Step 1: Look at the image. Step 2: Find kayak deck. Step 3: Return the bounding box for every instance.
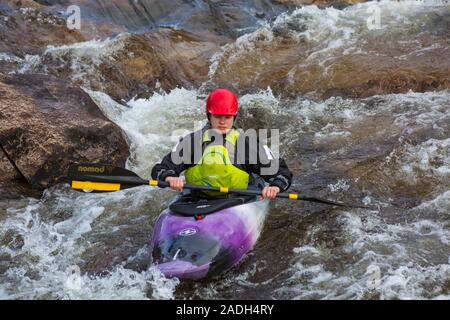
[169,194,257,216]
[150,194,269,279]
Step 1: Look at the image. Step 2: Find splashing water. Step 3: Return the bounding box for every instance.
[2,1,450,300]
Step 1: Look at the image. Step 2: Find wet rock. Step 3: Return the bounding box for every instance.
[4,0,43,10]
[0,229,25,250]
[0,2,85,57]
[0,74,129,192]
[32,0,290,38]
[30,28,226,101]
[0,147,35,199]
[255,11,266,19]
[102,29,224,100]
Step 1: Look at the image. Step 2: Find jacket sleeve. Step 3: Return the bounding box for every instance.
[264,158,293,192]
[244,136,293,192]
[150,133,195,181]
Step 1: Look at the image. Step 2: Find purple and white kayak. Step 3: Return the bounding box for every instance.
[150,195,269,279]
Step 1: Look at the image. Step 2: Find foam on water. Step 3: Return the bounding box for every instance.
[14,54,43,74]
[399,138,450,183]
[281,90,450,148]
[0,52,23,63]
[328,179,351,193]
[276,204,450,299]
[238,87,280,115]
[415,190,450,215]
[0,186,179,300]
[12,34,129,86]
[208,0,450,86]
[2,0,450,300]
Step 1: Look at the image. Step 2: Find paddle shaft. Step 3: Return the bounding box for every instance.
[73,173,300,199]
[69,164,372,208]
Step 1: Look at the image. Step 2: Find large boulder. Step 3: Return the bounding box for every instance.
[103,29,227,100]
[0,147,36,199]
[23,28,225,101]
[0,2,85,56]
[0,74,129,192]
[0,1,89,75]
[29,0,290,37]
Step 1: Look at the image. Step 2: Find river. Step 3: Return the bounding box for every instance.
[0,0,449,299]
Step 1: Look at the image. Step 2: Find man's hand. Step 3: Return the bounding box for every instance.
[261,186,280,200]
[165,177,184,192]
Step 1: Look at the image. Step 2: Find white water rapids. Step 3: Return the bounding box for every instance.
[1,1,449,299]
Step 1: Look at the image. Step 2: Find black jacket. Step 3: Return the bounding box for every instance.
[151,125,293,192]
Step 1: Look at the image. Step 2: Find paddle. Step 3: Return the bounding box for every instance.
[68,163,372,208]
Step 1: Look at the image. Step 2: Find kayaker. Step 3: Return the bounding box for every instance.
[151,88,292,199]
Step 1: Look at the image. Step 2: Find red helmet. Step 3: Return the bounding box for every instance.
[206,88,238,116]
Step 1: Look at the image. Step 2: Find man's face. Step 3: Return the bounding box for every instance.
[209,114,234,134]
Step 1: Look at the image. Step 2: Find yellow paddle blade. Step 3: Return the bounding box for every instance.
[71,180,121,191]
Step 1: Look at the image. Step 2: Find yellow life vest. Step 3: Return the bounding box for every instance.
[184,129,249,196]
